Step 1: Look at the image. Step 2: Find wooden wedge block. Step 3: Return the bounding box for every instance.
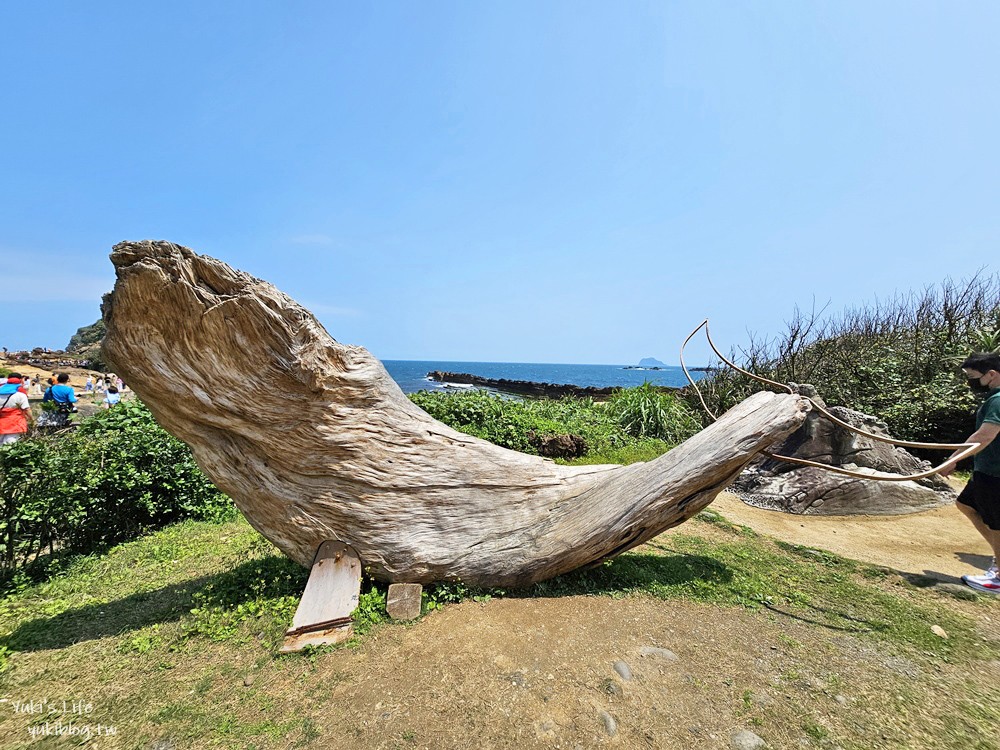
[279,541,361,653]
[386,583,422,620]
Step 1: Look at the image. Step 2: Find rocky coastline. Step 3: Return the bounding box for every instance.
[425,371,673,399]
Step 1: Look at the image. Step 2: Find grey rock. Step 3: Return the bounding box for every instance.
[639,646,679,661]
[613,660,633,681]
[733,396,954,516]
[730,729,766,749]
[242,674,254,687]
[834,694,848,705]
[598,710,618,736]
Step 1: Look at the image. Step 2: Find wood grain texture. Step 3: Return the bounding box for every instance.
[101,240,811,587]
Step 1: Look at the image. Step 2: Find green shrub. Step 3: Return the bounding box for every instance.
[408,387,702,459]
[607,383,702,443]
[688,274,1000,447]
[0,400,234,577]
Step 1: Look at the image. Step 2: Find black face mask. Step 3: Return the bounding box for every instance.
[969,378,991,395]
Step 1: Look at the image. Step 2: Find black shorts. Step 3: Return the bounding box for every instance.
[957,472,1000,531]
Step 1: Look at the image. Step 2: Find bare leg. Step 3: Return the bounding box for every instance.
[956,502,1000,562]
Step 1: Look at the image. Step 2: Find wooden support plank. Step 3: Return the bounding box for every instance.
[279,541,361,653]
[386,583,422,620]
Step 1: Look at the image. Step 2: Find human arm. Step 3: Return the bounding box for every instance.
[938,422,1000,476]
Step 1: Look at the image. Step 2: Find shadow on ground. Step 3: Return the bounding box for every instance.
[5,552,729,652]
[516,552,732,599]
[956,552,993,571]
[4,556,307,652]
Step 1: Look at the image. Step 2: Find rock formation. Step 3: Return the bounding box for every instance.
[732,385,955,515]
[102,240,810,587]
[426,371,620,399]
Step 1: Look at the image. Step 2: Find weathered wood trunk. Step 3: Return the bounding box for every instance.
[102,241,810,587]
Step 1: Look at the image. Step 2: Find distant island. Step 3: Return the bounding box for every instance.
[623,356,666,370]
[622,357,711,372]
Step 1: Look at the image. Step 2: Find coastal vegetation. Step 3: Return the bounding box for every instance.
[408,383,702,464]
[689,274,1000,449]
[0,400,234,579]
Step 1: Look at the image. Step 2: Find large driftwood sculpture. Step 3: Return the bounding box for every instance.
[102,241,810,588]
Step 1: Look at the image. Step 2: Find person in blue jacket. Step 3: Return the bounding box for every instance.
[42,373,78,412]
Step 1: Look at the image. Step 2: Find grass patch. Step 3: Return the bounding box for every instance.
[558,438,671,466]
[2,515,990,661]
[0,514,996,747]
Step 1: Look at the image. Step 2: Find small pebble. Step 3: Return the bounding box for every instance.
[931,625,949,639]
[242,674,254,687]
[834,694,848,705]
[598,710,617,736]
[639,646,679,661]
[613,660,633,681]
[730,728,766,749]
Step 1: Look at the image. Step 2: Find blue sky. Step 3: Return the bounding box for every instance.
[2,2,998,364]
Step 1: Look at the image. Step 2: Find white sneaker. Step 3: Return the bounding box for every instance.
[962,569,1000,594]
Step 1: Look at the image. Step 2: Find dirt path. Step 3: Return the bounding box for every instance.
[711,486,993,582]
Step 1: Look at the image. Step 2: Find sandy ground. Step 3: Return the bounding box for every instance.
[711,487,993,583]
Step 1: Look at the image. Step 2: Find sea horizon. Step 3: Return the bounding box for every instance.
[379,357,707,368]
[381,359,709,395]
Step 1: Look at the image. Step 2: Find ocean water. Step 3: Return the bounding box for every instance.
[381,360,708,395]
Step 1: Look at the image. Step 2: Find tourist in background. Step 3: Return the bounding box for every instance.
[42,373,78,412]
[0,373,34,444]
[8,375,27,395]
[103,385,121,409]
